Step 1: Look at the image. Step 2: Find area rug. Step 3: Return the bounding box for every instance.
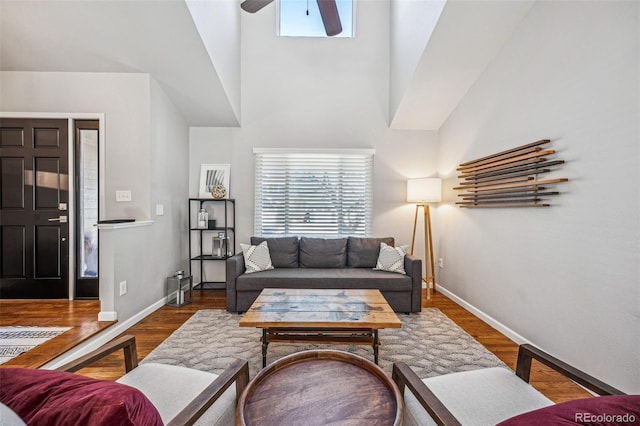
[0,326,71,365]
[143,308,507,378]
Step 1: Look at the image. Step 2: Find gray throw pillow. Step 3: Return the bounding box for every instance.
[299,237,347,268]
[347,237,395,268]
[251,237,299,268]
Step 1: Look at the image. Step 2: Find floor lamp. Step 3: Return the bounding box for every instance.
[407,177,441,300]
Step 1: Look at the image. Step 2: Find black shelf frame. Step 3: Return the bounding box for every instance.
[188,198,236,290]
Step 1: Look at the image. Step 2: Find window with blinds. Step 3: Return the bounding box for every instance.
[254,148,374,237]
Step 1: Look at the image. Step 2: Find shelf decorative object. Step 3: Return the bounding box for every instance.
[211,184,227,199]
[454,139,568,208]
[199,164,230,198]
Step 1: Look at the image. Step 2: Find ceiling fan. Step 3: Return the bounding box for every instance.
[241,0,343,37]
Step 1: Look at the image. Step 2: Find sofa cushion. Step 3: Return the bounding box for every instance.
[347,237,395,268]
[403,367,553,426]
[0,368,162,426]
[251,237,299,268]
[496,395,640,426]
[240,241,274,274]
[299,237,347,268]
[374,243,409,274]
[118,363,237,425]
[236,267,413,292]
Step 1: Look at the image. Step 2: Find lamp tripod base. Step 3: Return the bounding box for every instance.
[411,204,436,301]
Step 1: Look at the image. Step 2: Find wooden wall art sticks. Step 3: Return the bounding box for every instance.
[455,139,568,208]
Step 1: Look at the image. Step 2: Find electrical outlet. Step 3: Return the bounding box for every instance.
[438,258,444,268]
[119,280,127,296]
[115,190,132,202]
[156,204,164,216]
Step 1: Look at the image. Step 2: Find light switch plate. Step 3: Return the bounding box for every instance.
[116,190,132,202]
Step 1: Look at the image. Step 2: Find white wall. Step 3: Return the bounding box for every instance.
[189,1,439,280]
[0,71,151,220]
[437,1,639,393]
[0,71,190,323]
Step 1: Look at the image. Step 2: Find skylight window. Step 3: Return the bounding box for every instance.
[279,0,353,38]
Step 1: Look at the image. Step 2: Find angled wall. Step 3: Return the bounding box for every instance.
[437,1,639,393]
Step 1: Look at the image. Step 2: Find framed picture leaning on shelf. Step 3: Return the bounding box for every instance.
[199,164,230,198]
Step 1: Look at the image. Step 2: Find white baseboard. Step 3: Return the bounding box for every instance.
[98,311,117,321]
[41,296,168,370]
[436,285,530,345]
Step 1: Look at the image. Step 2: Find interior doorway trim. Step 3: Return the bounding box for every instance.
[0,112,105,300]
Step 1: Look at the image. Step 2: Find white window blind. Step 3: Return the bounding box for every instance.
[254,149,374,237]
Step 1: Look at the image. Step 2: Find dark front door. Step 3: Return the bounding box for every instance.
[0,118,70,299]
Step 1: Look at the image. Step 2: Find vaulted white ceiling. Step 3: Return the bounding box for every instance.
[0,0,241,126]
[1,0,532,129]
[389,0,534,130]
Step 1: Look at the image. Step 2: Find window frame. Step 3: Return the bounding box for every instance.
[277,0,355,38]
[253,148,374,238]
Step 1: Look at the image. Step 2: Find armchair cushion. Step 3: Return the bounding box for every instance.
[0,368,162,426]
[403,367,552,426]
[0,403,25,426]
[118,363,236,425]
[497,395,640,426]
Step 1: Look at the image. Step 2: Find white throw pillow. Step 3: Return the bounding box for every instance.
[240,241,274,274]
[374,242,409,274]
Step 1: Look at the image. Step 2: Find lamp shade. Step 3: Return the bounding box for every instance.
[407,177,442,203]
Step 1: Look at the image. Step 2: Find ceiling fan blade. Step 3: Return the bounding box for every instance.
[316,0,342,36]
[241,0,274,13]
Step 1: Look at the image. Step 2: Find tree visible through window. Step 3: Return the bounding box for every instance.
[254,149,373,237]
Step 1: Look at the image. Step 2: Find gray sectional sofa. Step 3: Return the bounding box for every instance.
[226,236,422,313]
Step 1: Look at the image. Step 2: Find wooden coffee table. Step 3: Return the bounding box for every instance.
[239,288,402,367]
[237,349,403,426]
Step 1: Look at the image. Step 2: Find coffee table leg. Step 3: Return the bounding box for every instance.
[262,329,268,368]
[373,329,379,364]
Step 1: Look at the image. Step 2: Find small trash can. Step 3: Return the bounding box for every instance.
[166,271,192,307]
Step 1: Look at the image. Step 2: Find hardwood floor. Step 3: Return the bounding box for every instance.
[1,290,590,402]
[0,299,116,369]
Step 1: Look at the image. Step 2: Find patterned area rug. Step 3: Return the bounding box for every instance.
[143,308,507,378]
[0,326,71,365]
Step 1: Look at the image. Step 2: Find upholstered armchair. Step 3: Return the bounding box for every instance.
[0,335,249,426]
[392,344,635,426]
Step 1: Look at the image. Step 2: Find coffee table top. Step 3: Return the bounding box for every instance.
[237,350,403,426]
[239,288,402,329]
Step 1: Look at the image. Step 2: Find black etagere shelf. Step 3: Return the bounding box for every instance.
[188,198,236,290]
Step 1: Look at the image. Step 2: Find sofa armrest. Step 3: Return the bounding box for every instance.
[56,335,139,373]
[515,344,624,396]
[226,253,245,312]
[392,362,461,426]
[167,358,249,426]
[404,254,422,312]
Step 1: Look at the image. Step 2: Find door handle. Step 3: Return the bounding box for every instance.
[48,215,68,223]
